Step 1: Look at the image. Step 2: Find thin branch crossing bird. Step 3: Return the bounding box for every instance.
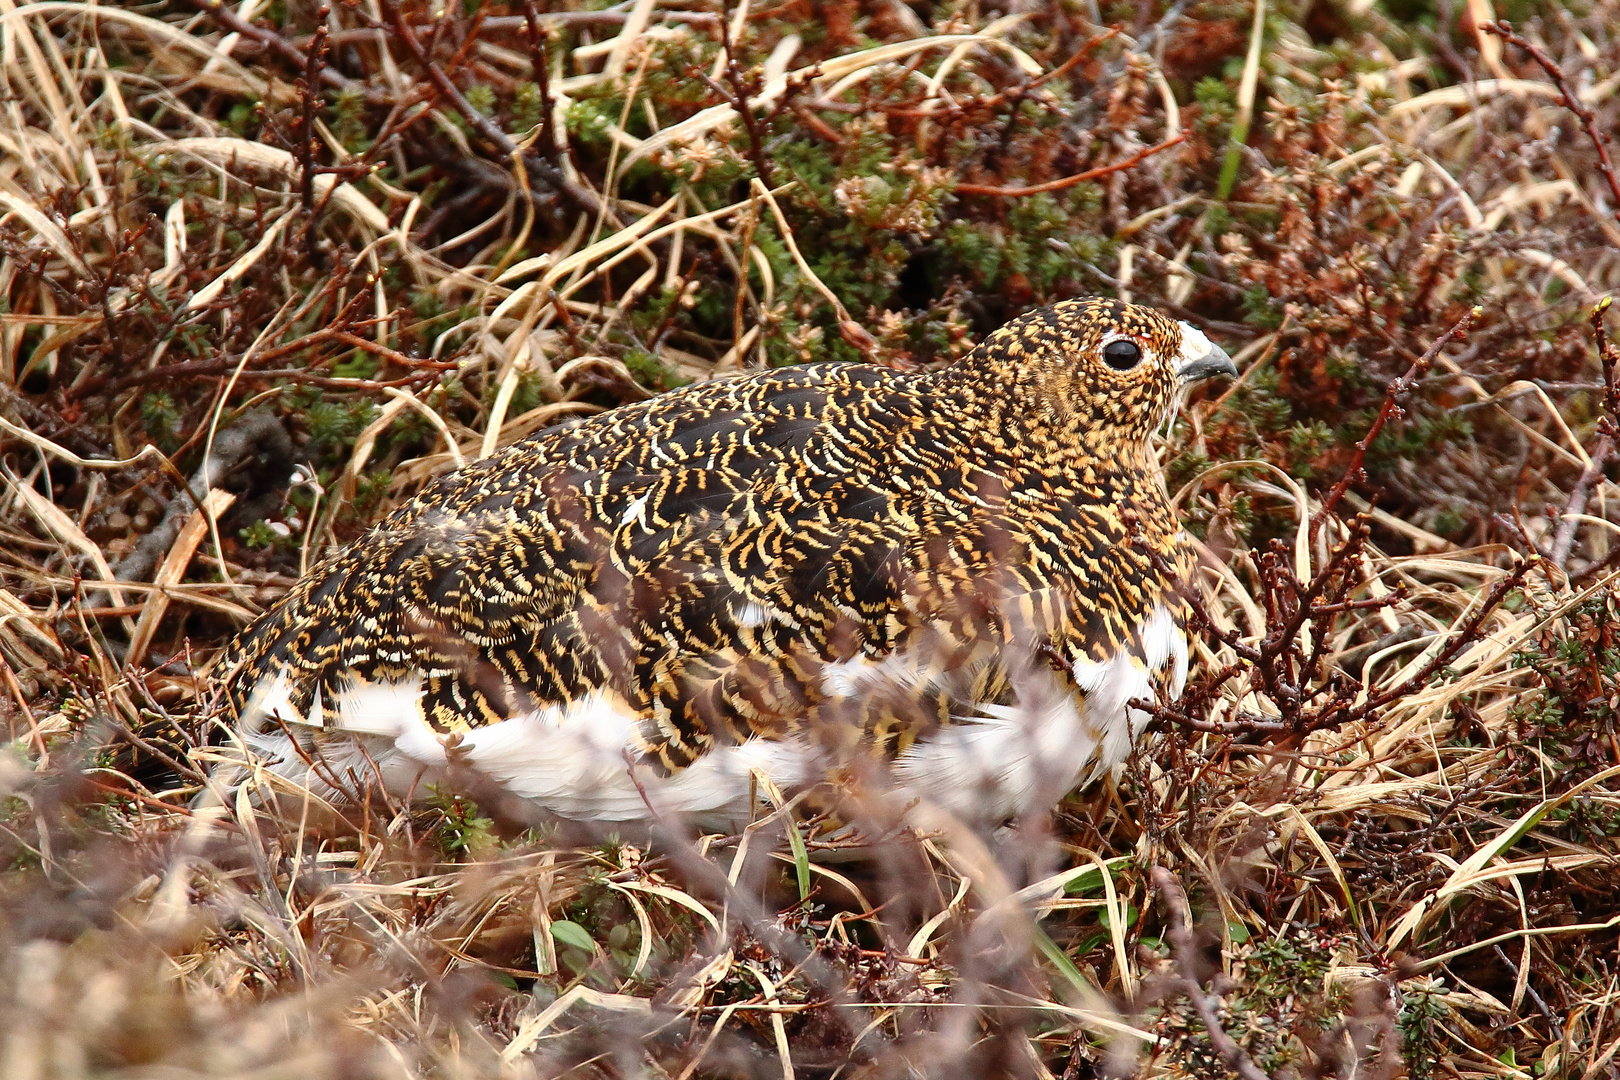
[217,298,1235,827]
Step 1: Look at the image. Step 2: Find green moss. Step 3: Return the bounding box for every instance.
[464,83,496,118]
[623,348,689,392]
[1432,506,1467,537]
[238,521,283,550]
[330,351,379,381]
[330,87,369,152]
[304,397,379,454]
[425,786,495,858]
[224,100,259,138]
[511,81,545,135]
[1240,283,1285,329]
[1284,420,1334,478]
[565,98,617,148]
[140,391,182,452]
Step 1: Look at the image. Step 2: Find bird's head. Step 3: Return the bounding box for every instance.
[961,297,1237,450]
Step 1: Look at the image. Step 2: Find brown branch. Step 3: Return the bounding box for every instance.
[1312,306,1480,536]
[325,330,458,370]
[1480,20,1620,224]
[1594,296,1620,434]
[298,8,328,215]
[1570,538,1620,586]
[190,0,381,102]
[953,132,1186,197]
[87,357,432,396]
[880,29,1120,122]
[520,0,556,161]
[372,0,611,223]
[703,5,773,188]
[1549,435,1613,569]
[195,0,609,222]
[296,5,331,263]
[1353,562,1530,718]
[1023,28,1119,93]
[1551,298,1620,569]
[1151,868,1274,1080]
[473,12,720,32]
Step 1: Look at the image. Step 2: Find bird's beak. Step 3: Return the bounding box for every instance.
[1175,322,1238,384]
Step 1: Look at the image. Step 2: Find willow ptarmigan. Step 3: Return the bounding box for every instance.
[217,297,1234,826]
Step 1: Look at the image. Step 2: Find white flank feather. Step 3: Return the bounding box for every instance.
[457,690,816,821]
[892,603,1186,822]
[232,601,1185,824]
[819,649,936,698]
[331,674,425,736]
[242,668,306,729]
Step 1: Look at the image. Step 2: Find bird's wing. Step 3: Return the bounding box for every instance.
[222,364,938,747]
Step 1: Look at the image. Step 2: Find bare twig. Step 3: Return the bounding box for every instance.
[378,0,610,220]
[1151,868,1273,1080]
[1312,306,1481,536]
[295,5,331,261]
[1022,28,1119,93]
[954,132,1186,197]
[1593,296,1620,433]
[83,358,435,396]
[1480,20,1620,223]
[1552,298,1620,569]
[519,0,556,160]
[704,4,773,188]
[1549,435,1613,569]
[296,7,329,216]
[191,0,376,100]
[477,11,720,31]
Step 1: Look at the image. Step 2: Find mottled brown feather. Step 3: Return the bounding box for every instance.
[219,297,1205,779]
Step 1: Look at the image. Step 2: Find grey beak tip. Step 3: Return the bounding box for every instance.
[1181,345,1238,383]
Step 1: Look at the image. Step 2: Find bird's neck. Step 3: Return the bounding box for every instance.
[925,362,1160,486]
[919,361,1185,578]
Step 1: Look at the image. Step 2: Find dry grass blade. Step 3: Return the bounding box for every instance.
[123,488,235,669]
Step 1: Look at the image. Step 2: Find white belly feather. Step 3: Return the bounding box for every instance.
[236,605,1188,825]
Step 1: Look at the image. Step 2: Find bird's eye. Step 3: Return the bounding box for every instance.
[1102,339,1142,371]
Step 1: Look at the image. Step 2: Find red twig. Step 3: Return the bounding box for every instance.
[368,0,612,222]
[190,0,380,102]
[1023,28,1118,93]
[1549,435,1613,569]
[1151,868,1273,1080]
[326,329,459,370]
[297,8,329,215]
[1550,298,1620,568]
[702,3,773,188]
[1593,296,1620,435]
[296,5,331,262]
[954,132,1186,197]
[520,0,556,160]
[1311,306,1480,537]
[1480,20,1620,224]
[85,358,434,396]
[883,28,1119,121]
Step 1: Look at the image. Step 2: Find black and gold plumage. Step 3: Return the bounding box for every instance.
[220,298,1234,823]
